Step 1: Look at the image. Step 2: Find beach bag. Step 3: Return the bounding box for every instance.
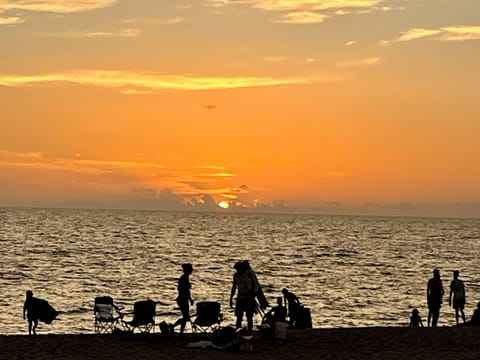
[274,321,288,340]
[255,287,269,310]
[159,321,176,339]
[248,271,269,310]
[33,298,59,324]
[295,307,312,329]
[237,328,253,352]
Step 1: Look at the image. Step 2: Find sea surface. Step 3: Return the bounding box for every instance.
[1,208,479,335]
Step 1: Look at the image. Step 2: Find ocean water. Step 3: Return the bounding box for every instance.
[0,208,479,335]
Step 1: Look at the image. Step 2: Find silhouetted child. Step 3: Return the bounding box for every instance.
[265,297,287,324]
[409,308,424,327]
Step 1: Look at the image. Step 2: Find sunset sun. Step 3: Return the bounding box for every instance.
[218,201,230,209]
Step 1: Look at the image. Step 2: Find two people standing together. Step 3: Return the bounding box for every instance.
[173,260,266,335]
[426,268,466,327]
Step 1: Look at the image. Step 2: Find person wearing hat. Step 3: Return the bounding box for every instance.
[449,270,466,325]
[427,268,444,327]
[173,263,194,337]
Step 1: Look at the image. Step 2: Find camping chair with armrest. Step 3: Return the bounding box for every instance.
[191,301,223,334]
[94,296,124,334]
[122,299,156,334]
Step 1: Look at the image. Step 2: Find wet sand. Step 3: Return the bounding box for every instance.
[0,327,479,360]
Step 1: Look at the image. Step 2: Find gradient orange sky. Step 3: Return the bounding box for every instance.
[1,0,479,217]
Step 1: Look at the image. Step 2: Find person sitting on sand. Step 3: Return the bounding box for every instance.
[264,296,287,327]
[409,308,424,327]
[470,301,480,326]
[282,288,302,327]
[427,269,444,327]
[173,263,194,337]
[448,270,466,325]
[23,290,38,335]
[230,260,257,331]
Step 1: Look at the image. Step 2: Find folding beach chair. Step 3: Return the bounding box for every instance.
[192,301,223,334]
[93,296,123,334]
[123,300,156,333]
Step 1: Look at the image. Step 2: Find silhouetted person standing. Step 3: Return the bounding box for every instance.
[449,270,466,325]
[427,269,444,327]
[282,288,301,327]
[173,263,194,337]
[23,290,38,335]
[230,261,257,331]
[22,290,58,335]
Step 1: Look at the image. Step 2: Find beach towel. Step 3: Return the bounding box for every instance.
[32,298,59,324]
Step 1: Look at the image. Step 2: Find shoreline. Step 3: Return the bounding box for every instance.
[1,327,479,359]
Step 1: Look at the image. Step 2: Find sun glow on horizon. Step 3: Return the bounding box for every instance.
[217,201,230,209]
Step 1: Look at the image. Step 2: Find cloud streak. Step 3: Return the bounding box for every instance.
[384,25,480,43]
[210,0,389,24]
[246,0,384,12]
[0,70,314,93]
[337,56,380,67]
[275,11,327,24]
[0,16,25,25]
[0,0,116,14]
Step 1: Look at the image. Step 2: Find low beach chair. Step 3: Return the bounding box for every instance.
[93,296,123,334]
[192,301,223,334]
[123,300,156,333]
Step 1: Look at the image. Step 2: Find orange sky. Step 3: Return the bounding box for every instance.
[0,0,479,217]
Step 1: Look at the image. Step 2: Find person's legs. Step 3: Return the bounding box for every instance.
[173,301,190,334]
[432,309,440,327]
[427,309,432,327]
[236,312,244,329]
[455,308,460,325]
[460,307,466,323]
[28,319,32,335]
[235,299,247,329]
[32,319,38,335]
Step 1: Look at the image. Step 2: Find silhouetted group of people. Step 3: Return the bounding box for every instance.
[171,260,308,337]
[410,268,480,328]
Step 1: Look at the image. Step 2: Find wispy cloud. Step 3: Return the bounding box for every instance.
[0,0,116,14]
[124,16,185,26]
[261,56,288,62]
[209,0,391,24]
[245,0,384,12]
[384,25,480,44]
[337,56,380,67]
[275,11,327,24]
[0,16,25,25]
[0,70,315,93]
[58,28,141,38]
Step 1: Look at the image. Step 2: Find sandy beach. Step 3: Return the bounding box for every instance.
[1,327,479,360]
